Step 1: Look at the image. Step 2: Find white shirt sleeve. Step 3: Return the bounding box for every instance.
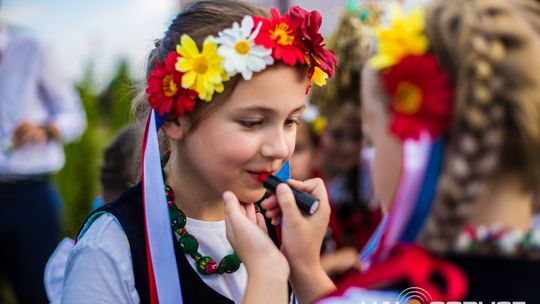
[61,214,139,304]
[37,41,86,143]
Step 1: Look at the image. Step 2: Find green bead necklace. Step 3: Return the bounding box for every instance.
[165,184,241,275]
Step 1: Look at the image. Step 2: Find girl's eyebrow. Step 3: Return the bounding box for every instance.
[235,104,306,115]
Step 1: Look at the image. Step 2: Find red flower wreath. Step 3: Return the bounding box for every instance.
[253,8,305,66]
[289,6,337,79]
[381,55,453,140]
[146,52,197,117]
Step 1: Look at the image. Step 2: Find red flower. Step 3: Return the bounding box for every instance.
[253,8,305,66]
[381,55,453,140]
[146,51,197,117]
[289,6,337,79]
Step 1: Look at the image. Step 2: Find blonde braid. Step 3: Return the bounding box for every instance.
[419,0,540,253]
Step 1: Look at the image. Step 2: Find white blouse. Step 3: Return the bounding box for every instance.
[57,213,247,303]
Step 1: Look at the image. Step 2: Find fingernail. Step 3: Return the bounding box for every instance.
[277,183,288,194]
[222,191,234,202]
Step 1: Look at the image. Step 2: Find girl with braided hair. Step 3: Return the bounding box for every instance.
[225,0,540,302]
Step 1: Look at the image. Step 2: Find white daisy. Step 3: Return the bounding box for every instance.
[216,15,274,80]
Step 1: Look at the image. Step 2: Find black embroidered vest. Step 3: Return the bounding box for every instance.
[79,183,281,303]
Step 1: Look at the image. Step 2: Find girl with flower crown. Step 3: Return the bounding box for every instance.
[227,0,540,302]
[60,0,337,303]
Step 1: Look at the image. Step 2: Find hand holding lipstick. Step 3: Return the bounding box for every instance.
[257,174,319,215]
[261,178,336,303]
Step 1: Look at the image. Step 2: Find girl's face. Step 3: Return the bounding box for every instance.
[361,66,403,212]
[291,120,316,181]
[179,65,306,203]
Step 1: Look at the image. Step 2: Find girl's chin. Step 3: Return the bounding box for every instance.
[235,188,267,204]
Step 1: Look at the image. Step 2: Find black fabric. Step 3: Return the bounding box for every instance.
[445,253,540,302]
[0,179,61,304]
[332,244,540,302]
[80,183,281,304]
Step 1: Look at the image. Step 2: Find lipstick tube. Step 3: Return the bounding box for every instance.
[258,174,319,215]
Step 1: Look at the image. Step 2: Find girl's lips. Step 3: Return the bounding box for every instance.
[247,171,274,183]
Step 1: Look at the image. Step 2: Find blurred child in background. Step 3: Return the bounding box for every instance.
[309,4,383,260]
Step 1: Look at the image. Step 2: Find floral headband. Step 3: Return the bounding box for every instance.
[146,6,337,117]
[362,3,455,267]
[369,4,453,140]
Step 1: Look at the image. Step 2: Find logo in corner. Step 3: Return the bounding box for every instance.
[397,287,432,304]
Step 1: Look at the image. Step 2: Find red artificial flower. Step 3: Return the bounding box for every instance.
[381,55,453,140]
[253,8,305,66]
[146,51,197,117]
[289,6,337,79]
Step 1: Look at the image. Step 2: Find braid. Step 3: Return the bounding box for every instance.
[419,0,540,253]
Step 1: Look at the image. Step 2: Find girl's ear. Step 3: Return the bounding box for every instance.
[161,117,189,141]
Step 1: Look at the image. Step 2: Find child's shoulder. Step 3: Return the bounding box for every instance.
[78,183,143,238]
[62,214,139,303]
[71,213,130,260]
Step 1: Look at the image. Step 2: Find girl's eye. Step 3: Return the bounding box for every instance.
[285,119,300,128]
[239,120,263,128]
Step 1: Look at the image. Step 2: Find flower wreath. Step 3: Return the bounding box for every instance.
[368,4,453,140]
[146,6,337,117]
[361,3,457,268]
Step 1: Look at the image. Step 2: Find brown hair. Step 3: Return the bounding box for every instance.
[309,10,375,117]
[100,125,139,202]
[130,0,270,155]
[416,0,540,253]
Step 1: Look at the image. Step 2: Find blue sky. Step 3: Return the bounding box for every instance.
[1,0,178,88]
[1,0,348,89]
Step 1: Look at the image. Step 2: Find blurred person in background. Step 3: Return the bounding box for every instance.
[309,3,382,259]
[0,6,86,303]
[225,0,540,302]
[94,125,139,207]
[44,125,138,303]
[291,112,362,280]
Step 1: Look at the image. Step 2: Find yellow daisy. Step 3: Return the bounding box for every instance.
[369,6,429,70]
[176,35,230,101]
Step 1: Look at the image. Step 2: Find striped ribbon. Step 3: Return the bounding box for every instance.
[361,131,444,265]
[141,110,183,303]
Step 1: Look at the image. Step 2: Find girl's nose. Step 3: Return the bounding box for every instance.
[261,128,289,160]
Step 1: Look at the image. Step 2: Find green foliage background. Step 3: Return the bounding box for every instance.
[54,60,135,236]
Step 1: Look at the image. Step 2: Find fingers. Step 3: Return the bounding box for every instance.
[288,178,327,201]
[12,122,47,148]
[289,178,330,218]
[13,122,30,139]
[223,191,243,222]
[260,195,281,225]
[260,194,277,210]
[275,183,302,223]
[255,212,268,234]
[245,202,257,224]
[223,191,239,243]
[265,208,282,226]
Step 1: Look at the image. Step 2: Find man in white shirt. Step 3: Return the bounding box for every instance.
[0,21,86,303]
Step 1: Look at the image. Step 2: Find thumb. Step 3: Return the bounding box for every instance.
[223,191,243,220]
[275,183,302,223]
[223,191,242,242]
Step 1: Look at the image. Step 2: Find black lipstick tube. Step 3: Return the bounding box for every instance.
[261,175,319,215]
